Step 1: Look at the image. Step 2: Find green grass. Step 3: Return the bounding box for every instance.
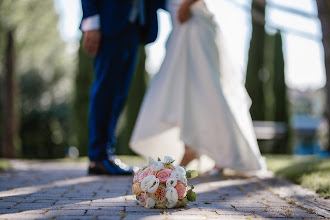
[0,159,11,172]
[265,154,330,198]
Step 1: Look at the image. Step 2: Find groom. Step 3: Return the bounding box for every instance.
[81,0,166,175]
[81,0,194,175]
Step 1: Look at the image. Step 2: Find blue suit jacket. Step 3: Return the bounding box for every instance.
[81,0,165,44]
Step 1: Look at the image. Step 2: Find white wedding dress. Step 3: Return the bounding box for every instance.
[130,0,267,174]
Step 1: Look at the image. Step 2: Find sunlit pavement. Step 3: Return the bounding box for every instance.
[0,160,329,219]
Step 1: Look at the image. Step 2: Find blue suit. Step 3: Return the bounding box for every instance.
[81,0,165,161]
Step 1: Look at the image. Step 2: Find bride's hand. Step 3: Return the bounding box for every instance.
[178,0,198,23]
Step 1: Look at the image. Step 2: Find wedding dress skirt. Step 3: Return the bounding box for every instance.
[130,0,267,174]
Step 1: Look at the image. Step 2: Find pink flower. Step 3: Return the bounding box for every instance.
[137,167,154,182]
[175,181,187,200]
[156,169,172,183]
[132,182,142,196]
[139,192,148,206]
[133,169,142,183]
[152,184,166,201]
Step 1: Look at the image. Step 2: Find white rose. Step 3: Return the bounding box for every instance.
[165,187,178,205]
[146,197,156,208]
[141,175,160,193]
[170,170,183,180]
[166,177,177,187]
[164,156,174,164]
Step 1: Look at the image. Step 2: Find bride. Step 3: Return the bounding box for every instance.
[130,0,267,174]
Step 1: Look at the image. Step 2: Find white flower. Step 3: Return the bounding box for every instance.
[166,177,177,187]
[151,161,164,172]
[146,157,163,171]
[170,170,183,180]
[166,187,178,205]
[180,176,187,185]
[145,197,156,208]
[141,175,160,193]
[164,156,174,164]
[174,167,188,184]
[166,202,176,209]
[147,156,157,165]
[142,163,149,169]
[175,166,186,175]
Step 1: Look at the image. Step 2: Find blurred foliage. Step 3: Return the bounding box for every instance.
[245,1,290,153]
[0,159,11,172]
[266,154,330,198]
[316,0,330,153]
[71,39,94,157]
[246,2,289,123]
[273,33,292,154]
[273,33,288,123]
[0,0,75,158]
[262,31,289,123]
[263,32,291,153]
[245,1,266,121]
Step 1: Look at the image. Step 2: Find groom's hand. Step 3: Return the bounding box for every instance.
[83,30,101,57]
[178,0,196,23]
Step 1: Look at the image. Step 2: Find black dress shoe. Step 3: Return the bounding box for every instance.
[88,158,133,175]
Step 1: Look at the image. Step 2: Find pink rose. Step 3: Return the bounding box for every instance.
[133,169,142,183]
[175,181,187,200]
[139,192,148,206]
[152,184,166,201]
[138,167,154,182]
[132,182,142,196]
[156,169,172,183]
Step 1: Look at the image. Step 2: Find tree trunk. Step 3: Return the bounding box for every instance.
[316,0,330,152]
[2,30,17,158]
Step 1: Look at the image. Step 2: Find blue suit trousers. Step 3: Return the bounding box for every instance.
[89,24,140,161]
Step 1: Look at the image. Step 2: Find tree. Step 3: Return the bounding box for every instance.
[262,31,288,124]
[0,0,74,158]
[2,30,18,158]
[246,0,290,153]
[263,32,275,121]
[245,0,266,121]
[273,32,288,123]
[316,0,330,152]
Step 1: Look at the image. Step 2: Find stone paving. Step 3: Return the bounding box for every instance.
[0,160,329,220]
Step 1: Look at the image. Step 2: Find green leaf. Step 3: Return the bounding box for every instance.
[136,196,139,200]
[186,170,198,179]
[187,189,197,202]
[158,157,161,161]
[165,159,175,165]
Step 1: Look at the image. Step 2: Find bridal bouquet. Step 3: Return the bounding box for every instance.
[132,156,198,209]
